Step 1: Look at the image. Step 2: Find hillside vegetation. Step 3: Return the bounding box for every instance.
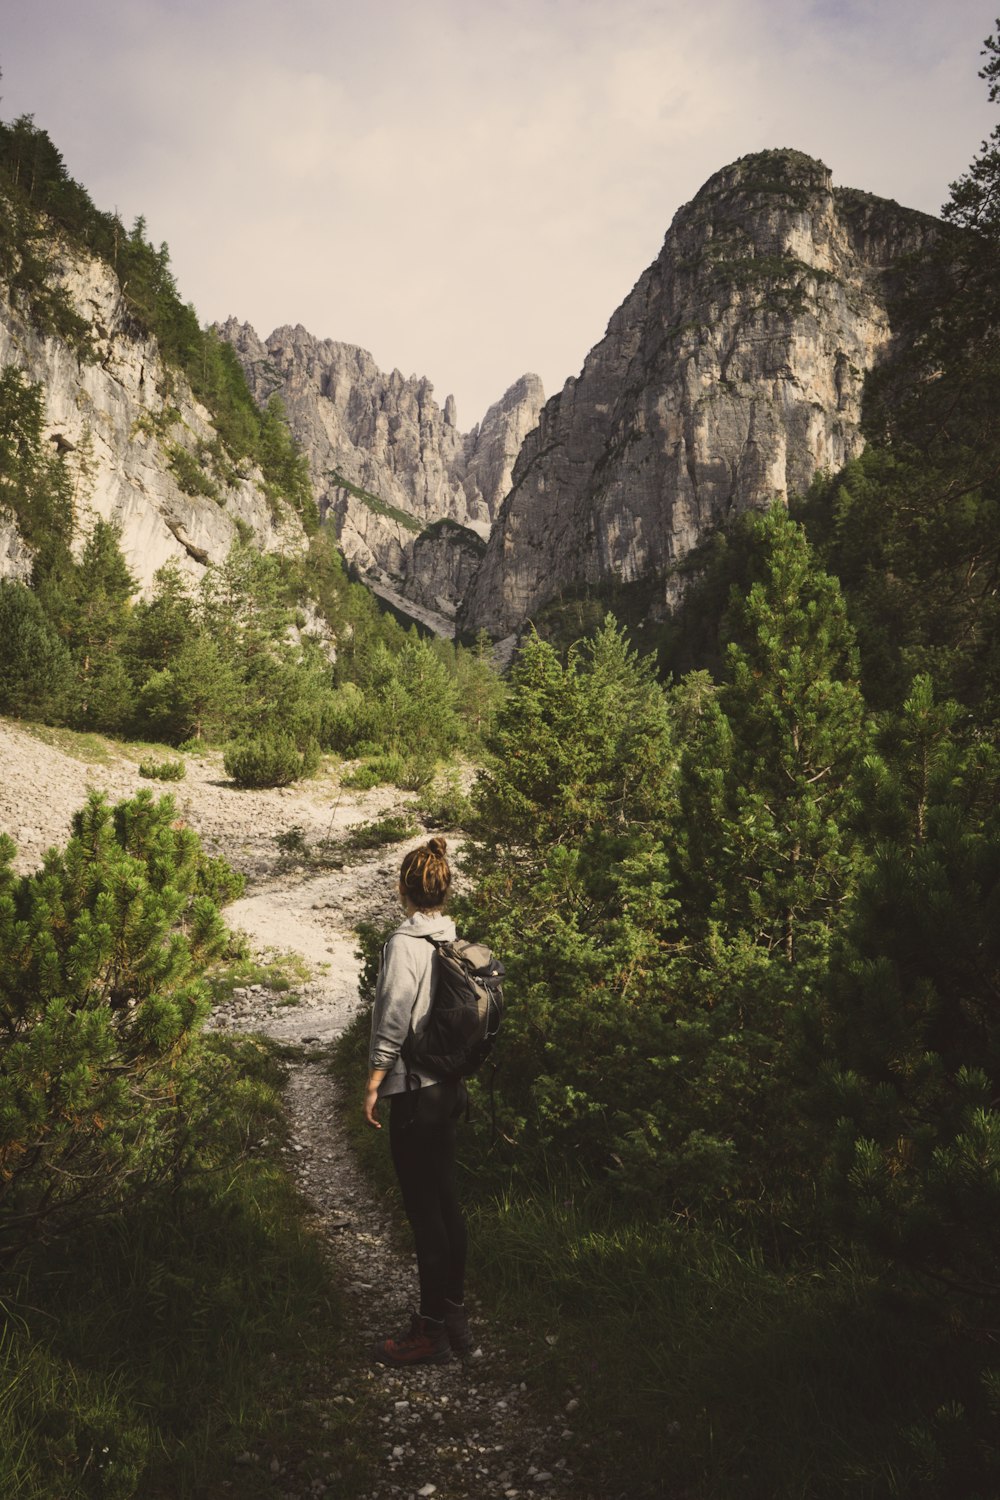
[0,114,316,528]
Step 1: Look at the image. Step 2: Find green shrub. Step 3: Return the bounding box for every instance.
[275,825,310,858]
[320,682,383,753]
[0,790,233,1255]
[137,756,185,781]
[224,733,303,789]
[395,757,437,791]
[341,751,407,789]
[417,773,474,829]
[166,443,220,501]
[0,1032,365,1499]
[300,735,322,779]
[196,851,246,908]
[345,812,418,851]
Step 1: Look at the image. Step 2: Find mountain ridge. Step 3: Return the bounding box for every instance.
[0,135,941,644]
[217,317,544,629]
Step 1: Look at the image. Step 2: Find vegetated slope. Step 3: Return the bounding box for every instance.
[0,114,316,591]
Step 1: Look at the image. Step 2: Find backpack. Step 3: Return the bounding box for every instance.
[401,936,505,1081]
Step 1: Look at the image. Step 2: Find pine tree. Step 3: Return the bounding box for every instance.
[0,791,238,1253]
[452,629,505,748]
[0,580,72,720]
[812,677,1000,1298]
[697,505,868,965]
[198,539,289,672]
[53,520,138,731]
[135,632,241,745]
[654,508,869,1207]
[126,561,198,680]
[258,394,318,530]
[0,367,74,577]
[463,619,679,1186]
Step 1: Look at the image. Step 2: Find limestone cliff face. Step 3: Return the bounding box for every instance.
[399,522,487,622]
[463,373,546,520]
[459,151,937,637]
[218,319,543,621]
[0,242,301,592]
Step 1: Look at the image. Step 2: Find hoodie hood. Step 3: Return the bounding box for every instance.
[394,910,456,943]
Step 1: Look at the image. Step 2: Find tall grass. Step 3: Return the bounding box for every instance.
[466,1187,957,1499]
[1,1037,372,1499]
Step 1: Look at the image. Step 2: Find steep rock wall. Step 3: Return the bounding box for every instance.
[399,522,487,622]
[460,151,937,637]
[0,241,302,591]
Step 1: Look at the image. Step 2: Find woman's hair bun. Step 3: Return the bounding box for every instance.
[400,837,452,909]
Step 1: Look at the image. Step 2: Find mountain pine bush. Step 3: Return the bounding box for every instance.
[224,732,306,788]
[0,790,241,1256]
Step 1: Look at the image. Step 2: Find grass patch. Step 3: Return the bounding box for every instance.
[208,950,314,1003]
[340,753,436,792]
[463,1190,953,1498]
[340,752,408,789]
[14,721,115,764]
[138,756,185,781]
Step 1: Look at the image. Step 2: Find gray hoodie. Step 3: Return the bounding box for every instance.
[369,909,457,1096]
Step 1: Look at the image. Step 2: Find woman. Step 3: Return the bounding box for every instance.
[364,836,472,1365]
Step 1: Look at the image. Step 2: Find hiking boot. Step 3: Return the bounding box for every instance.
[444,1298,472,1355]
[372,1312,452,1366]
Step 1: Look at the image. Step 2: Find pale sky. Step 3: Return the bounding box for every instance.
[1,0,995,426]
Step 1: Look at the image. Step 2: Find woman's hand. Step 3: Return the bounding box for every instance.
[364,1068,387,1128]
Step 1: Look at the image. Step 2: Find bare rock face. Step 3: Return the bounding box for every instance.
[399,521,487,622]
[0,513,33,583]
[459,151,937,637]
[218,319,543,620]
[0,245,302,592]
[462,373,546,520]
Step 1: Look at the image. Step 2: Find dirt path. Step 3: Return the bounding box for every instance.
[214,860,592,1499]
[0,720,598,1500]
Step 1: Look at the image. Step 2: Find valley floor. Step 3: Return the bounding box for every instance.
[0,719,609,1500]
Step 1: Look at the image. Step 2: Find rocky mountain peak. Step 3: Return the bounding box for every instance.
[458,153,938,638]
[693,148,834,203]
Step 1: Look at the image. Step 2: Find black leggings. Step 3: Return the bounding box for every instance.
[389,1081,467,1321]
